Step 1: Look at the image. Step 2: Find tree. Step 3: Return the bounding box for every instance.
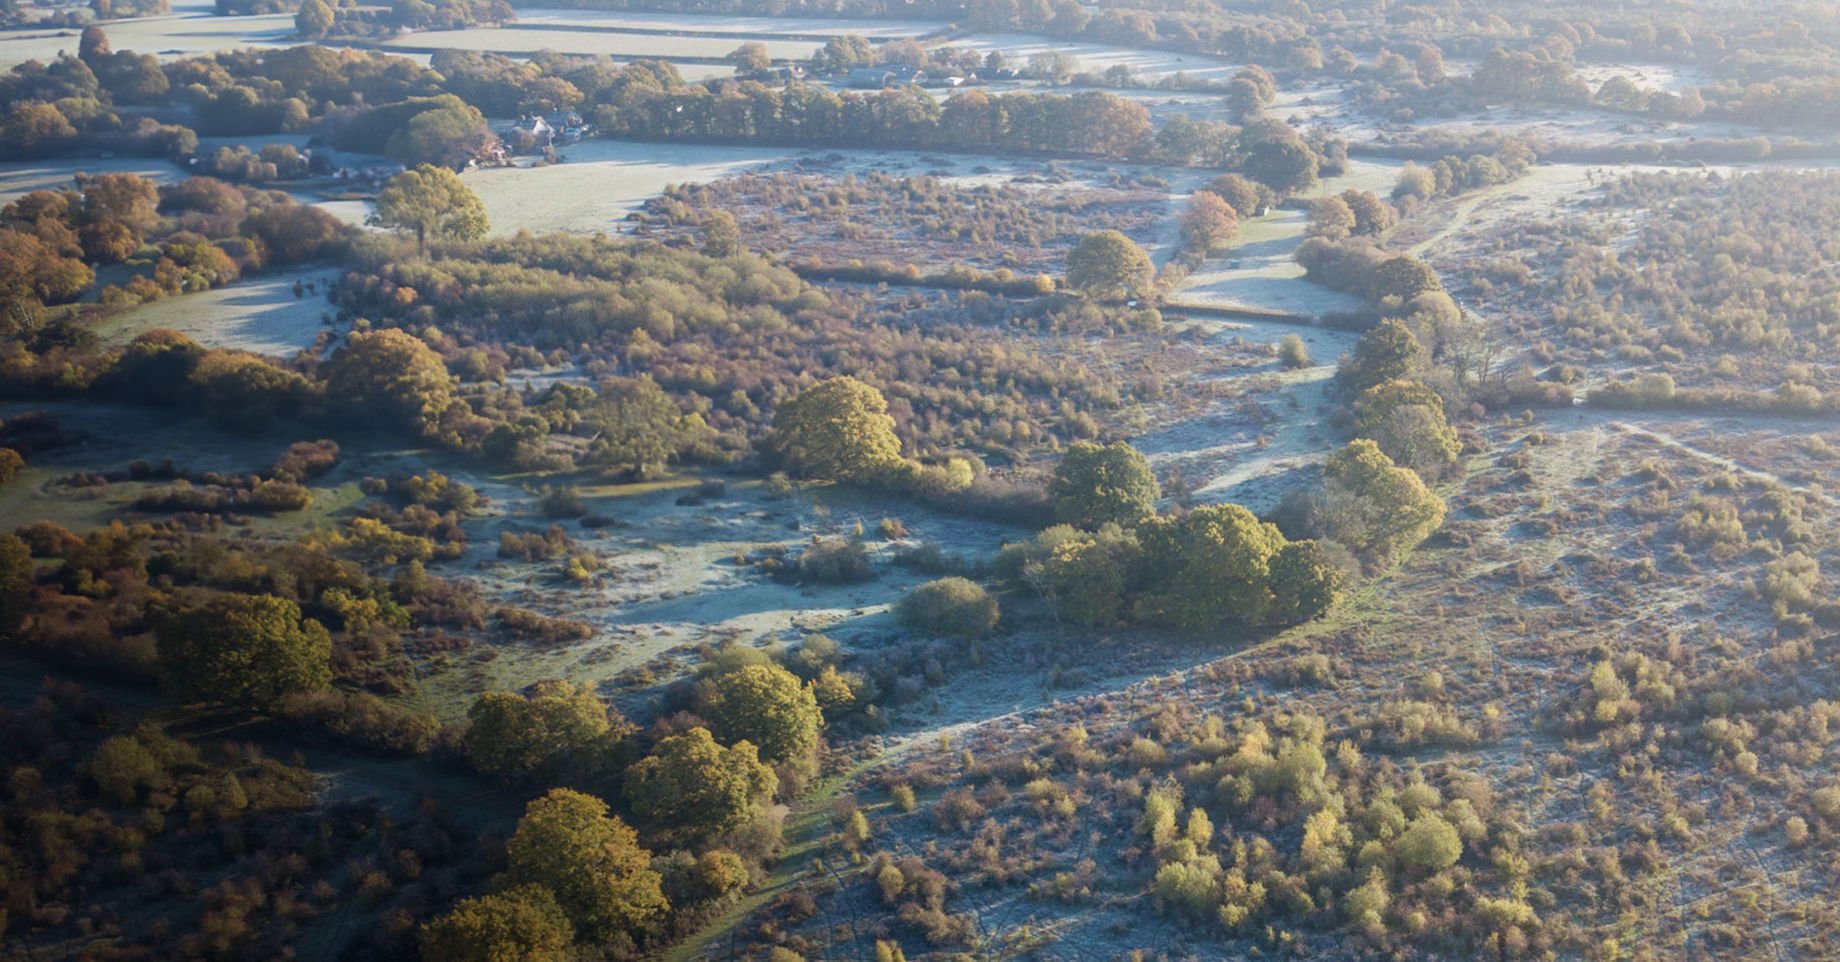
[77,26,110,64]
[1337,319,1426,397]
[1368,255,1442,304]
[1305,196,1356,240]
[625,727,777,841]
[1277,333,1311,369]
[1050,440,1160,528]
[1033,523,1142,626]
[770,376,903,482]
[701,209,740,257]
[153,594,333,709]
[1393,163,1437,201]
[1204,173,1267,217]
[0,532,30,642]
[1179,190,1239,253]
[1395,813,1462,874]
[504,789,668,940]
[897,577,999,639]
[322,329,459,438]
[419,886,574,962]
[1241,137,1318,196]
[295,0,333,36]
[370,164,488,249]
[1339,190,1396,235]
[1066,230,1154,302]
[1318,439,1446,563]
[1268,540,1343,623]
[580,377,712,477]
[1353,379,1460,479]
[387,101,496,168]
[464,681,623,780]
[702,663,822,767]
[726,42,771,76]
[1148,504,1285,629]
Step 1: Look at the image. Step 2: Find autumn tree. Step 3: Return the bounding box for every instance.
[1203,173,1268,218]
[1049,440,1160,528]
[295,0,333,37]
[321,329,459,439]
[370,164,488,249]
[419,886,574,962]
[1305,196,1356,240]
[1179,190,1239,253]
[464,681,625,780]
[1340,190,1397,235]
[701,664,822,769]
[1031,524,1142,626]
[153,594,333,709]
[1065,230,1154,302]
[504,789,668,941]
[387,100,496,168]
[625,727,777,842]
[1396,813,1462,875]
[769,376,903,482]
[0,533,31,642]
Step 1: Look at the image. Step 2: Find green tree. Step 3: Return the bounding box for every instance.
[1242,137,1319,195]
[1277,333,1311,369]
[419,886,573,962]
[89,735,163,804]
[702,664,822,767]
[295,0,333,37]
[464,681,623,780]
[1268,540,1343,624]
[1395,812,1462,874]
[1147,504,1285,629]
[897,576,999,639]
[1353,379,1460,479]
[1318,439,1447,563]
[504,788,668,941]
[625,727,777,841]
[1065,230,1154,302]
[370,164,488,249]
[1049,440,1160,528]
[770,376,903,482]
[1032,524,1142,626]
[726,41,771,76]
[153,594,332,709]
[322,329,458,438]
[1368,255,1442,304]
[581,377,712,476]
[1337,319,1426,397]
[387,101,495,168]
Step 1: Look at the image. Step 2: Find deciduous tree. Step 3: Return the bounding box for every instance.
[1066,230,1154,302]
[370,164,488,249]
[504,788,668,940]
[702,664,822,767]
[625,727,777,841]
[1049,440,1160,528]
[153,594,333,709]
[770,376,903,482]
[419,886,574,962]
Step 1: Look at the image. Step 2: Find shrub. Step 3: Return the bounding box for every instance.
[898,577,999,640]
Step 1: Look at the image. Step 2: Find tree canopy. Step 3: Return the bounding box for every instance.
[1066,230,1154,302]
[504,788,668,941]
[370,164,488,248]
[701,663,822,767]
[625,726,777,842]
[464,681,622,780]
[153,594,332,708]
[1049,440,1161,528]
[769,376,903,482]
[419,885,574,962]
